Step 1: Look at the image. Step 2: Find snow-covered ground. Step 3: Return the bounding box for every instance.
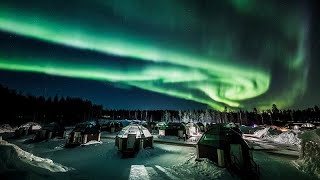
[3,136,315,180]
[0,140,72,172]
[0,139,73,180]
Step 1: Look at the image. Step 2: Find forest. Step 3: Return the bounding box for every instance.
[0,85,319,126]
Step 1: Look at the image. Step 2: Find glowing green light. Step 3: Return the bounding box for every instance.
[0,1,309,110]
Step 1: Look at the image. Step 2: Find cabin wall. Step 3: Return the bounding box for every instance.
[197,144,218,163]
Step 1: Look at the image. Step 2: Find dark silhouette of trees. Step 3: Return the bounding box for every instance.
[0,85,319,126]
[0,85,103,126]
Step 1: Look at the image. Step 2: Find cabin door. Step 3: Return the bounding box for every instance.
[127,134,136,149]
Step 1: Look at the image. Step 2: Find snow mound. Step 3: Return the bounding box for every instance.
[253,127,281,138]
[0,140,72,172]
[294,129,320,178]
[0,124,16,133]
[253,127,270,138]
[81,140,102,146]
[268,130,301,145]
[172,153,230,179]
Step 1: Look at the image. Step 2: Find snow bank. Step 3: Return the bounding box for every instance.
[268,130,301,145]
[81,140,102,146]
[252,127,301,146]
[0,140,72,172]
[253,127,270,138]
[253,127,282,138]
[294,129,320,178]
[0,124,16,133]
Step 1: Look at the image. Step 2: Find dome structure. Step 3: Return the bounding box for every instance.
[115,124,153,154]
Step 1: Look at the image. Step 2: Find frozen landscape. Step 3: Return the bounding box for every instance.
[0,130,317,180]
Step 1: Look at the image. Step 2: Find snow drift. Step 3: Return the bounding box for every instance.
[253,127,281,138]
[294,129,320,178]
[0,140,72,173]
[268,130,301,145]
[253,127,301,145]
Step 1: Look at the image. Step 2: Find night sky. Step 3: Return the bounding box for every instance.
[0,0,319,110]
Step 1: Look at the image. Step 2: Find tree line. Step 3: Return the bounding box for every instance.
[0,85,103,126]
[104,105,320,126]
[0,85,319,126]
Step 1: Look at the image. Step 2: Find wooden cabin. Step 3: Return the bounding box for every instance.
[156,122,186,138]
[66,121,101,147]
[197,123,259,179]
[33,122,65,142]
[115,124,153,154]
[99,119,131,132]
[14,122,41,137]
[186,122,202,137]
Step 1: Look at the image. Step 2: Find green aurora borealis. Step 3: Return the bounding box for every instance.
[0,0,310,110]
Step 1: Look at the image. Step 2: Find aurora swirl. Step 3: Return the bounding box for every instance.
[0,0,310,110]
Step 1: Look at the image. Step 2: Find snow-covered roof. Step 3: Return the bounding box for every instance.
[117,124,152,138]
[19,122,41,130]
[98,119,131,127]
[73,121,99,134]
[0,124,16,133]
[198,123,243,147]
[301,123,315,128]
[156,122,186,129]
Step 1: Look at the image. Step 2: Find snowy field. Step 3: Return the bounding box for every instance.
[0,136,316,180]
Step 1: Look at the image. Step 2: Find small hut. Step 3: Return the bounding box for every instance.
[156,122,186,138]
[66,121,101,147]
[115,124,153,154]
[99,120,131,132]
[186,122,201,137]
[130,120,148,127]
[301,123,316,130]
[102,121,123,133]
[15,122,42,137]
[33,122,65,141]
[197,123,259,178]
